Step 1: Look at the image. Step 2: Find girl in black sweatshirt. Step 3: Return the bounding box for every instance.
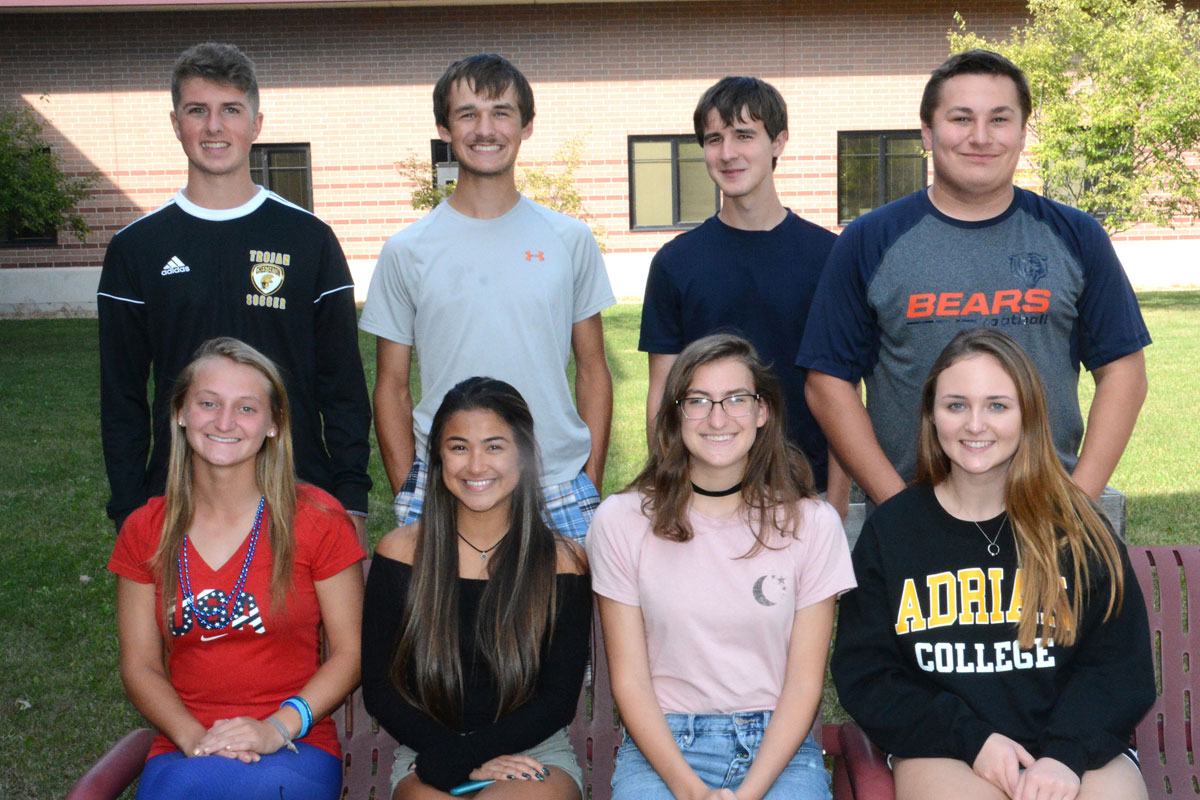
[832,329,1153,800]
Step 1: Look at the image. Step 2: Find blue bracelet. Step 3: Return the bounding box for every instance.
[281,696,313,739]
[281,697,312,738]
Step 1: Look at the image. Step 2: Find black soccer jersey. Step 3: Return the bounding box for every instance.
[98,188,371,526]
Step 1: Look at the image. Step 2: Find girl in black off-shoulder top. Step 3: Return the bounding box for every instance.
[362,377,590,800]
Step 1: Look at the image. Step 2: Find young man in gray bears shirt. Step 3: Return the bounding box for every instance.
[798,50,1149,507]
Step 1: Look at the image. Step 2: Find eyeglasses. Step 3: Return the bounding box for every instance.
[676,394,760,420]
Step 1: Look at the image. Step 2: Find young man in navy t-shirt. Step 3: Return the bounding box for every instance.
[639,76,848,511]
[797,50,1149,507]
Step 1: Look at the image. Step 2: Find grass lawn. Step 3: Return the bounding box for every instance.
[1,293,1197,797]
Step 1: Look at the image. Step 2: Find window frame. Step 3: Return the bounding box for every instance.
[2,223,57,248]
[627,134,719,232]
[430,139,458,187]
[2,145,60,248]
[250,143,313,211]
[836,130,927,226]
[1042,135,1117,226]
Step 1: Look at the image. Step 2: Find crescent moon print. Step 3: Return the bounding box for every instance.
[752,575,789,607]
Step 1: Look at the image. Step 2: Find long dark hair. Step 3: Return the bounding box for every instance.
[390,377,574,727]
[916,329,1123,648]
[634,334,815,555]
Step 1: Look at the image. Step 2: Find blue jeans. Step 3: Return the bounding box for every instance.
[136,743,341,800]
[611,712,830,800]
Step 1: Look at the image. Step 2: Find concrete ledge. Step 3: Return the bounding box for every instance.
[1,239,1195,318]
[0,267,100,318]
[348,259,374,303]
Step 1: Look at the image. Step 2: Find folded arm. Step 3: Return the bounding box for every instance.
[830,525,995,765]
[197,562,365,757]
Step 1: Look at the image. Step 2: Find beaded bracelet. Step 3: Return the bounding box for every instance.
[281,696,314,739]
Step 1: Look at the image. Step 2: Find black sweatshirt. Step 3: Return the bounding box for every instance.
[831,484,1153,778]
[361,555,590,791]
[97,190,371,525]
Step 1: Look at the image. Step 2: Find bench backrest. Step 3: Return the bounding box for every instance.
[1130,546,1200,798]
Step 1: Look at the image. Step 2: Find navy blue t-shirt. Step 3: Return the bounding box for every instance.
[639,211,837,490]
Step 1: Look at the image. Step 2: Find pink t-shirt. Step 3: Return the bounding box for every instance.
[587,491,855,715]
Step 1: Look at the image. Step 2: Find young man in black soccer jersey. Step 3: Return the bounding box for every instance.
[97,42,371,536]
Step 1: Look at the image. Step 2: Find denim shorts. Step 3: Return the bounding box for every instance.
[611,711,830,800]
[389,727,583,795]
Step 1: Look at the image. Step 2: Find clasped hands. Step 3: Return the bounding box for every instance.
[188,716,291,763]
[973,732,1081,800]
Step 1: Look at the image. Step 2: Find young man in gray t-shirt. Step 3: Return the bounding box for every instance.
[360,54,614,540]
[798,50,1149,507]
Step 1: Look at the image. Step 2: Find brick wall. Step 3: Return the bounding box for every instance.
[1,0,1195,271]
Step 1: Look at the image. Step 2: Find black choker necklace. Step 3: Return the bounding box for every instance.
[691,481,743,498]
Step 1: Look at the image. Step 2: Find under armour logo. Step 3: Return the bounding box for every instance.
[525,251,544,261]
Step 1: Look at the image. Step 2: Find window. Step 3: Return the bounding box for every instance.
[2,219,56,247]
[628,135,718,230]
[3,145,58,247]
[1042,136,1118,226]
[251,144,312,211]
[837,131,927,225]
[431,139,458,187]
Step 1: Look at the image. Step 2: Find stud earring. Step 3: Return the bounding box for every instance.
[267,430,276,438]
[178,419,185,427]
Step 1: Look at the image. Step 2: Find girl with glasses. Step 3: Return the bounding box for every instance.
[588,333,855,800]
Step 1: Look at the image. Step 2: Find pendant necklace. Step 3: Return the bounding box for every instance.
[691,481,743,497]
[973,512,1008,557]
[179,496,265,630]
[457,531,505,560]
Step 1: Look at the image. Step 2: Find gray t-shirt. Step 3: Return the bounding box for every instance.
[360,196,615,485]
[798,188,1150,481]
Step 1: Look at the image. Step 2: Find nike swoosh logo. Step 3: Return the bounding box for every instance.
[200,633,228,642]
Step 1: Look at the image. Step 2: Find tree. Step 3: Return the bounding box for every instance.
[394,134,608,251]
[0,103,94,242]
[951,0,1200,232]
[394,152,456,210]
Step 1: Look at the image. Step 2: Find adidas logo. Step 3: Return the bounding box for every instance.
[161,256,190,276]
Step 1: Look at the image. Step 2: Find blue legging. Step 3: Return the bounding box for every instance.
[136,742,341,800]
